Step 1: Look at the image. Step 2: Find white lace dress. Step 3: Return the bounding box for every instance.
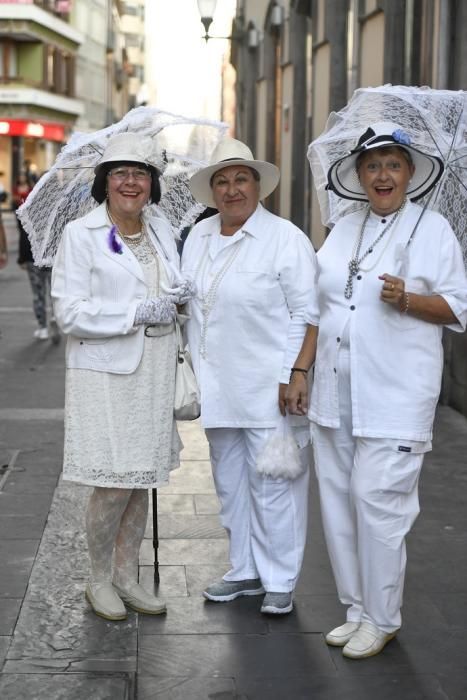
[62,235,181,488]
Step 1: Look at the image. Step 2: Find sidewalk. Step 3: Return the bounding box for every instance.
[1,212,467,699]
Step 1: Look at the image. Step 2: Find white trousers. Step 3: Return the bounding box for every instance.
[312,349,428,632]
[205,427,310,592]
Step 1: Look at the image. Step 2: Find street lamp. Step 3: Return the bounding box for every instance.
[197,0,245,43]
[197,0,217,41]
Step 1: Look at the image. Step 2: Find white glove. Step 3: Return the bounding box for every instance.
[134,297,177,325]
[160,277,197,305]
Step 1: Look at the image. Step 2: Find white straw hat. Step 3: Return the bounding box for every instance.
[189,137,280,207]
[327,121,444,202]
[94,132,157,174]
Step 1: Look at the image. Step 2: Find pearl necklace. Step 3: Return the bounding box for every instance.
[196,234,245,359]
[106,205,145,245]
[344,198,407,299]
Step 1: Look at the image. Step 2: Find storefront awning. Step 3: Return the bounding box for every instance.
[0,118,66,142]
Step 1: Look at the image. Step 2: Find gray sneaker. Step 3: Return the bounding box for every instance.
[260,591,293,615]
[203,578,264,602]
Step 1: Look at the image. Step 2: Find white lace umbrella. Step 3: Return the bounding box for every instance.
[308,85,467,265]
[18,106,228,266]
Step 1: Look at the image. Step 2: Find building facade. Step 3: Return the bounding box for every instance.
[0,0,83,188]
[0,0,145,196]
[232,0,467,415]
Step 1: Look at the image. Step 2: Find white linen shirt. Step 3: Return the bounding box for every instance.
[182,204,319,428]
[307,202,467,441]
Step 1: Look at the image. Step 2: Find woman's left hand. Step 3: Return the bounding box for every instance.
[379,273,405,311]
[160,277,197,305]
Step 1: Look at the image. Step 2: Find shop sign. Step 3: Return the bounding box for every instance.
[0,119,66,142]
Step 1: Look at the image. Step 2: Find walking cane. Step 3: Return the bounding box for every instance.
[152,488,160,584]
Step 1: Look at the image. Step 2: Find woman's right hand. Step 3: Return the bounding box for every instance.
[285,373,309,416]
[134,297,177,325]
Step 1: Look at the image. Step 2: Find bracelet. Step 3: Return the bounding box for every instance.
[290,367,308,380]
[400,292,410,314]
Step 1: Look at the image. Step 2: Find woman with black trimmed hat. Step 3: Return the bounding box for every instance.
[286,122,467,658]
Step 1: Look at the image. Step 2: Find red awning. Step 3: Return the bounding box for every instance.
[0,119,66,142]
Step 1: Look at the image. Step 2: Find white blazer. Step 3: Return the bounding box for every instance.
[52,202,180,374]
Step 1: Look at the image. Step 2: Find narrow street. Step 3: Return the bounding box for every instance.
[0,212,466,699]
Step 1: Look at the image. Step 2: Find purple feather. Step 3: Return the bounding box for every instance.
[108,225,123,254]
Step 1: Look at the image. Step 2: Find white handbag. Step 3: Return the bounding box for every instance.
[174,323,201,421]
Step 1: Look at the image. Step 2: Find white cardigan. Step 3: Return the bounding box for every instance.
[52,202,180,374]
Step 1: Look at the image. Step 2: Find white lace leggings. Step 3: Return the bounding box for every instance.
[86,487,148,588]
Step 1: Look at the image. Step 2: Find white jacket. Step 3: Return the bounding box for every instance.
[307,202,467,441]
[52,202,180,374]
[182,204,319,428]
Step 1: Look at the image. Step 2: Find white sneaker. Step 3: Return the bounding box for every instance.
[325,621,360,646]
[34,327,49,340]
[342,621,397,658]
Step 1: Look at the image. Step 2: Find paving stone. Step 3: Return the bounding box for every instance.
[138,632,335,678]
[193,493,220,514]
[0,492,54,516]
[0,673,131,700]
[235,673,448,700]
[0,514,48,539]
[137,675,236,699]
[151,494,196,515]
[140,538,229,566]
[0,599,22,635]
[0,540,39,597]
[139,565,188,598]
[159,461,216,494]
[184,564,233,597]
[0,635,11,665]
[145,513,227,540]
[139,595,268,635]
[2,472,59,495]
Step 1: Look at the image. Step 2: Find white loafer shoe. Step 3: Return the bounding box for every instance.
[342,621,397,659]
[85,582,127,621]
[325,621,360,646]
[113,582,167,615]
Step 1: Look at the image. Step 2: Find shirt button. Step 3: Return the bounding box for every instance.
[80,341,84,345]
[357,275,362,280]
[350,305,355,310]
[381,218,387,224]
[337,337,341,343]
[333,367,337,373]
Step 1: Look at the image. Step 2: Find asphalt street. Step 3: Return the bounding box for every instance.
[0,211,466,699]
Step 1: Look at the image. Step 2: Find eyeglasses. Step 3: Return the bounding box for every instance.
[108,167,151,181]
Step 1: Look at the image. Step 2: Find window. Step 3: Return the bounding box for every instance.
[0,42,18,79]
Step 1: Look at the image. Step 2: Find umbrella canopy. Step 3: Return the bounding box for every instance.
[18,106,228,266]
[308,85,467,265]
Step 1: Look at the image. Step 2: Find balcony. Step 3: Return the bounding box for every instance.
[0,1,83,49]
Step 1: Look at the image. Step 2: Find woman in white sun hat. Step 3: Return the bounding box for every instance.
[182,137,319,615]
[287,122,467,657]
[52,132,195,621]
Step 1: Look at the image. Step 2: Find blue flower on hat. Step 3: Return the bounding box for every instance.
[392,129,411,146]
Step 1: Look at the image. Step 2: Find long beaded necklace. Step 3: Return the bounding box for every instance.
[196,234,245,359]
[344,198,407,299]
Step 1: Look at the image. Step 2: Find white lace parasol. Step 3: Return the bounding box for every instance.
[18,106,228,266]
[308,85,467,265]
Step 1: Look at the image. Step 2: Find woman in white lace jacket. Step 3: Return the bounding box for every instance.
[52,133,195,621]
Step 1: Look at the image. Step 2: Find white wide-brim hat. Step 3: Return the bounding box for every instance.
[94,132,157,174]
[327,121,444,202]
[189,137,280,208]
